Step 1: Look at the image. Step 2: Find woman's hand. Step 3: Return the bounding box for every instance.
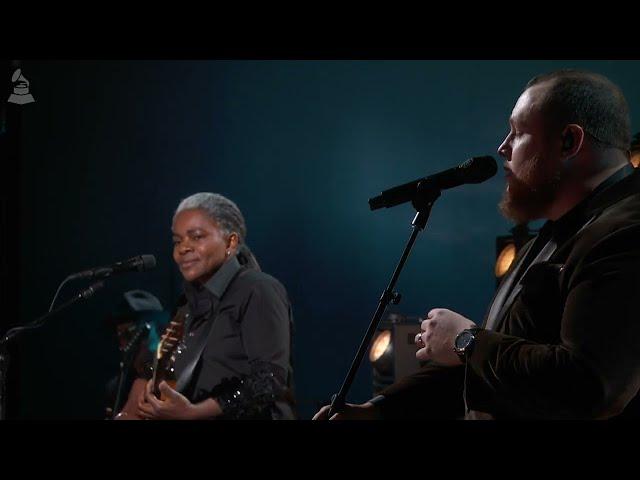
[312,402,380,420]
[137,380,197,420]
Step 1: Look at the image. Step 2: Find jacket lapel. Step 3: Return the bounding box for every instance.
[488,214,597,333]
[484,239,535,331]
[488,238,559,332]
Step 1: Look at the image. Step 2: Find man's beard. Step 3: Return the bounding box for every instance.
[499,155,562,224]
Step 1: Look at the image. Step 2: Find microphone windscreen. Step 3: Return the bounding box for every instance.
[460,156,497,183]
[140,255,157,271]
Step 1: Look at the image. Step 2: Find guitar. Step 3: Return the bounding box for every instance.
[150,311,187,399]
[113,311,187,419]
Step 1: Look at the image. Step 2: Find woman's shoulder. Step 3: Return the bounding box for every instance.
[233,268,289,297]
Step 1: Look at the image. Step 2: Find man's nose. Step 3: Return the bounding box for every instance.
[497,138,509,159]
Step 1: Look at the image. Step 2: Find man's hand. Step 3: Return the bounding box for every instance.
[312,402,380,420]
[415,308,476,366]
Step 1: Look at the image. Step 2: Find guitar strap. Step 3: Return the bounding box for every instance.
[175,268,246,394]
[174,305,219,393]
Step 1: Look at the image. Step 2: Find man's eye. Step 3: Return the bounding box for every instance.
[507,131,520,142]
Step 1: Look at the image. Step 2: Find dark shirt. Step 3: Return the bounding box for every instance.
[173,255,295,419]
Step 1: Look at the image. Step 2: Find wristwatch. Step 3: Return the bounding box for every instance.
[453,327,482,362]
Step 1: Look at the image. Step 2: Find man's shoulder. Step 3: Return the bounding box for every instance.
[568,192,640,265]
[582,191,640,244]
[584,169,640,236]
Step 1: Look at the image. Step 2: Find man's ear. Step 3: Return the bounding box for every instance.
[561,124,585,158]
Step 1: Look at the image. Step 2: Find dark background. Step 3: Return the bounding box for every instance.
[3,60,639,419]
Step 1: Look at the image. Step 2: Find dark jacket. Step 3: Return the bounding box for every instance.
[378,165,640,419]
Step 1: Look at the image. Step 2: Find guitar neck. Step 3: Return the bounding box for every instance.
[152,357,174,397]
[151,312,186,398]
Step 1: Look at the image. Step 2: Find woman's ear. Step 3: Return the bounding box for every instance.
[227,232,239,252]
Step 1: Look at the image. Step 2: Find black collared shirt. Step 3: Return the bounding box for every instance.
[175,256,295,419]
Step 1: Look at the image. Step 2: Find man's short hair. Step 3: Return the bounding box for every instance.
[526,70,631,152]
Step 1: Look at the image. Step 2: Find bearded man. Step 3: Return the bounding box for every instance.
[315,70,640,420]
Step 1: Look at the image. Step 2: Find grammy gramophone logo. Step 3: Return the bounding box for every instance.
[7,68,35,105]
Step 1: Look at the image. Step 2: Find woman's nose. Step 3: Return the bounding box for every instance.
[178,241,193,254]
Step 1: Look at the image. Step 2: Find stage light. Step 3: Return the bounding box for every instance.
[370,329,394,391]
[495,223,536,287]
[369,314,424,394]
[370,330,392,363]
[495,243,516,278]
[631,132,640,168]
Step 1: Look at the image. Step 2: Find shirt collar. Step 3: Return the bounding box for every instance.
[182,255,243,318]
[201,254,243,299]
[543,163,636,238]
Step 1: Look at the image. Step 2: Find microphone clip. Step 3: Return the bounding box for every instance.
[411,184,441,231]
[412,182,441,210]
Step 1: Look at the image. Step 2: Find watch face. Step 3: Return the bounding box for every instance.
[455,331,473,350]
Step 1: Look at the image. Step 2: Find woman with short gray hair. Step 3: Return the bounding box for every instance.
[173,193,261,271]
[115,192,295,420]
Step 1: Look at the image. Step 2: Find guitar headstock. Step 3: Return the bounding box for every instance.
[157,316,185,362]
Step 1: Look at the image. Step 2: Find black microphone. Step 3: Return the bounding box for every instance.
[368,156,497,210]
[79,281,105,299]
[68,255,157,280]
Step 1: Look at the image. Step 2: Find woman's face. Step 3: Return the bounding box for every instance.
[172,208,236,284]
